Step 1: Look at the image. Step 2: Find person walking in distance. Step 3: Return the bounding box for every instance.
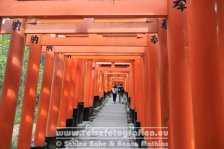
[112,85,118,103]
[118,84,125,103]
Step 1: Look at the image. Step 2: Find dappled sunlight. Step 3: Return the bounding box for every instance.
[50,124,56,132]
[32,64,39,72]
[56,70,62,78]
[29,88,35,97]
[64,90,68,96]
[43,87,49,95]
[40,109,47,117]
[6,88,16,100]
[37,132,45,142]
[11,56,21,68]
[25,114,32,124]
[53,105,59,112]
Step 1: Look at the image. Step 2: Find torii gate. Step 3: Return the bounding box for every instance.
[0,18,151,149]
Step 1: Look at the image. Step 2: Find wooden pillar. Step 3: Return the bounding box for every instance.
[84,60,93,107]
[99,72,104,97]
[57,57,72,127]
[187,0,224,148]
[74,60,81,102]
[94,70,99,96]
[107,74,110,93]
[143,47,149,128]
[17,35,42,149]
[67,59,77,118]
[74,59,83,103]
[90,61,96,106]
[134,59,144,124]
[66,60,75,118]
[126,74,130,93]
[108,74,111,92]
[0,19,26,149]
[167,1,195,148]
[104,73,109,93]
[46,53,64,136]
[77,60,86,102]
[33,50,55,147]
[145,35,162,128]
[124,77,127,91]
[129,64,135,109]
[158,19,169,127]
[71,59,78,108]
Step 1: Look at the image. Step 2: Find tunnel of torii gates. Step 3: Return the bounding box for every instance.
[0,0,224,149]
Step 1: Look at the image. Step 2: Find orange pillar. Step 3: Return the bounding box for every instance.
[104,74,109,93]
[143,47,149,128]
[89,61,96,106]
[46,53,64,136]
[99,72,104,97]
[187,1,224,148]
[57,57,72,127]
[66,60,75,118]
[129,64,135,109]
[71,59,78,108]
[134,59,144,124]
[77,60,86,102]
[123,78,127,91]
[148,37,162,127]
[126,74,130,93]
[83,60,93,107]
[67,59,75,118]
[17,35,42,149]
[158,19,169,127]
[74,59,82,103]
[74,60,81,102]
[94,70,99,96]
[0,19,26,149]
[33,50,55,147]
[167,1,195,148]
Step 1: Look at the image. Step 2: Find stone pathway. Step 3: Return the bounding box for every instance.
[71,95,139,149]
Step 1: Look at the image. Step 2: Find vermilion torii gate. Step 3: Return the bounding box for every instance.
[0,0,224,149]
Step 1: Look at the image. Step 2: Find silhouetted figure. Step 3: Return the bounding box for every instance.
[112,85,118,103]
[118,84,125,103]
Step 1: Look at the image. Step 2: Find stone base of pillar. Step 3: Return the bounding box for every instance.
[130,109,137,124]
[78,102,84,124]
[89,107,94,116]
[31,143,47,149]
[104,92,106,98]
[72,108,79,125]
[45,136,56,149]
[93,96,100,108]
[139,138,148,149]
[83,107,90,121]
[134,111,137,124]
[99,97,104,106]
[89,107,96,121]
[66,118,76,127]
[135,121,144,148]
[135,121,141,132]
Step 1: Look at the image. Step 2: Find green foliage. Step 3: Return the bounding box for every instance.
[0,34,10,90]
